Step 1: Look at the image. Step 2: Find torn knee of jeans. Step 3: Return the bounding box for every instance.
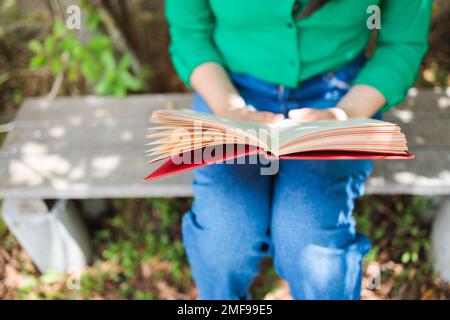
[294,238,368,300]
[302,233,371,258]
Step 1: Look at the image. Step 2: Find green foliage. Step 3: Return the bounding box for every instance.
[354,196,445,298]
[91,198,193,297]
[0,203,16,252]
[250,259,279,300]
[28,11,144,97]
[356,196,433,266]
[134,290,155,300]
[0,132,6,149]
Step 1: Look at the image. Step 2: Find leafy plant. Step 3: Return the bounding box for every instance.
[28,7,143,97]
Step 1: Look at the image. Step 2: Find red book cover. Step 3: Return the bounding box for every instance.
[144,145,414,181]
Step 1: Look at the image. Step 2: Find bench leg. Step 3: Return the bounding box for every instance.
[431,196,450,282]
[1,198,92,274]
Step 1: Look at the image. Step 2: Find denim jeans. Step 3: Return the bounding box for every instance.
[182,55,373,300]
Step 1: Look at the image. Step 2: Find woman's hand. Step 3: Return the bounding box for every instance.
[289,84,386,121]
[288,107,348,121]
[217,107,285,123]
[213,93,285,123]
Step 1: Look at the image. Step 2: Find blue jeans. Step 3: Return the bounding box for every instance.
[182,55,373,300]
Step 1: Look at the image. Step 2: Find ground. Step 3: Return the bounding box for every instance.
[1,195,449,300]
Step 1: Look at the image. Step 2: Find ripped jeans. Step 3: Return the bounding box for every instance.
[182,55,373,300]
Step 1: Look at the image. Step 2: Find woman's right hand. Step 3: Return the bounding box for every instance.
[217,107,285,123]
[190,62,284,124]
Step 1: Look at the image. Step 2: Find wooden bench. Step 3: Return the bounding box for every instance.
[0,88,449,278]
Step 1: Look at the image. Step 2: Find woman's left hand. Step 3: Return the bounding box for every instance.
[289,85,387,121]
[288,107,349,122]
[289,85,387,122]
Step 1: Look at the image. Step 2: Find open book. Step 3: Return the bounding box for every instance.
[145,109,413,180]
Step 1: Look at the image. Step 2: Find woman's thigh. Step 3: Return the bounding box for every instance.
[189,161,271,240]
[270,159,373,249]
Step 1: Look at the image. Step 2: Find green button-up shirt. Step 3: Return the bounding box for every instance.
[166,0,432,112]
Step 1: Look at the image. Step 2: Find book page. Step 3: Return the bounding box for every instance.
[155,109,267,133]
[150,109,274,158]
[268,118,397,149]
[151,110,402,156]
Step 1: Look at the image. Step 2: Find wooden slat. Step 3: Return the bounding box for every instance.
[368,147,450,195]
[0,89,449,198]
[0,148,449,198]
[396,87,450,115]
[13,94,192,123]
[0,153,193,198]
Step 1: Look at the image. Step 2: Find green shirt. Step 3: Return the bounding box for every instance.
[166,0,432,112]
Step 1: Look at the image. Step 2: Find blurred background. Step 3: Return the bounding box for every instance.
[0,0,449,300]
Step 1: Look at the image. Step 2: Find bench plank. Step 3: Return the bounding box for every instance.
[395,87,450,115]
[1,113,448,155]
[0,89,449,198]
[13,94,191,123]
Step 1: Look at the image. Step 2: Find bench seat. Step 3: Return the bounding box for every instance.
[0,89,449,199]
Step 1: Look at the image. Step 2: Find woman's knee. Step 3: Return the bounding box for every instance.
[272,232,371,299]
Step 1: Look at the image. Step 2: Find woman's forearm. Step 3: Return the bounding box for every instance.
[336,84,387,118]
[190,62,284,123]
[190,62,246,113]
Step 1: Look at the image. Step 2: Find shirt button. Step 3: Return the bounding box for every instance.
[287,23,293,28]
